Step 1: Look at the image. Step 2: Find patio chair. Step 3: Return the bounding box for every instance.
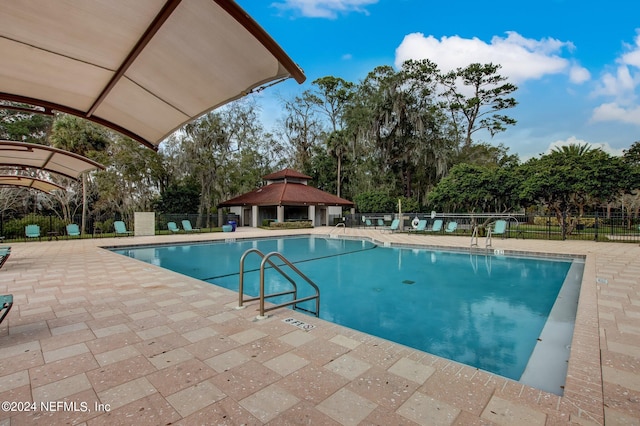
[445,221,458,233]
[25,224,41,241]
[0,294,13,325]
[114,220,133,237]
[380,219,400,233]
[66,223,81,238]
[0,247,11,269]
[181,220,200,233]
[408,219,428,232]
[490,220,507,238]
[167,221,180,233]
[424,219,444,233]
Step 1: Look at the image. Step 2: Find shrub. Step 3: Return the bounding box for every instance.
[3,215,66,239]
[533,216,596,228]
[262,219,276,227]
[269,221,313,229]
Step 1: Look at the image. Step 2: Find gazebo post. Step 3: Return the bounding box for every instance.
[308,205,316,226]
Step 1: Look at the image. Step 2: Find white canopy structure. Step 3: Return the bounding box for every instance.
[0,141,105,180]
[0,0,306,150]
[0,175,65,194]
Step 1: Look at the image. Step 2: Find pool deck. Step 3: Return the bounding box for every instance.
[0,226,638,425]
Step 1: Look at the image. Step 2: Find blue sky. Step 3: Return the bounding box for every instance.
[237,0,640,160]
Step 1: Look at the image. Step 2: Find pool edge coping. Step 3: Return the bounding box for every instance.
[103,230,604,424]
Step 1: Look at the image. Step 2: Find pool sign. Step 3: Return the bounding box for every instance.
[283,317,315,331]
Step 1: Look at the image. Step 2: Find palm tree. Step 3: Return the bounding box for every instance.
[551,143,592,156]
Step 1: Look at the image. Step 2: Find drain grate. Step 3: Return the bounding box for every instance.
[402,280,415,285]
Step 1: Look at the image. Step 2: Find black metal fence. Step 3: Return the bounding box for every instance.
[0,212,239,241]
[344,212,640,243]
[3,210,640,243]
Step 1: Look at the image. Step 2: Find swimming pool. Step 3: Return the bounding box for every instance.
[113,235,582,394]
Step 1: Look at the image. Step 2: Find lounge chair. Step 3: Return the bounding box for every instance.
[490,220,507,238]
[445,221,458,233]
[0,247,11,269]
[0,294,13,325]
[377,219,385,228]
[114,220,133,237]
[167,221,180,233]
[424,219,444,233]
[486,219,508,248]
[182,220,200,233]
[380,219,400,233]
[25,224,41,241]
[66,223,81,238]
[409,219,428,232]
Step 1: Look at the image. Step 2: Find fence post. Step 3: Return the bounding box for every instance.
[594,211,599,241]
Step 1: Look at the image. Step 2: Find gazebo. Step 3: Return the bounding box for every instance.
[218,168,354,227]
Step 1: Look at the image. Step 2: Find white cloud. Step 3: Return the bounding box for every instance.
[342,53,353,60]
[591,102,640,125]
[592,65,637,99]
[394,31,587,85]
[590,30,640,126]
[569,65,591,84]
[546,136,625,157]
[270,0,378,18]
[620,31,640,67]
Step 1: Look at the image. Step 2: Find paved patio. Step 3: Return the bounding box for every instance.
[0,226,638,425]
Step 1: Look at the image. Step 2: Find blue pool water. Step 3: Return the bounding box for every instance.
[113,236,575,381]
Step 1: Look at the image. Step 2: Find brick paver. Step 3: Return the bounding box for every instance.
[1,226,638,424]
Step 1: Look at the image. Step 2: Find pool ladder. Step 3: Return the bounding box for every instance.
[236,248,320,319]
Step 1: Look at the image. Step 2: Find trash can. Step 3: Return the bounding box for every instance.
[228,220,236,231]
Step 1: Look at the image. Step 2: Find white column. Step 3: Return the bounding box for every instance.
[277,205,285,223]
[308,205,316,226]
[252,205,258,227]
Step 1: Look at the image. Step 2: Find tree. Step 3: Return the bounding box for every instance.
[93,136,165,225]
[519,146,630,233]
[308,76,355,197]
[153,181,200,214]
[428,164,494,212]
[621,141,640,219]
[162,98,275,226]
[353,191,397,213]
[440,63,517,148]
[0,104,53,143]
[49,114,110,233]
[277,91,325,175]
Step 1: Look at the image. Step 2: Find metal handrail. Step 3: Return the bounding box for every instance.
[471,225,479,248]
[330,222,346,234]
[258,252,320,318]
[237,248,297,309]
[236,248,320,319]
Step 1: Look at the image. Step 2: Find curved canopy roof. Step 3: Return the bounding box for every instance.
[0,175,65,194]
[0,0,305,150]
[0,141,105,180]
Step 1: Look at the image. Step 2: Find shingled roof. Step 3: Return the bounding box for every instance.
[218,168,353,207]
[262,168,311,181]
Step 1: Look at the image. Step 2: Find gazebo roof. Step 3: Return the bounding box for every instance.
[262,168,312,181]
[219,182,354,207]
[0,0,305,150]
